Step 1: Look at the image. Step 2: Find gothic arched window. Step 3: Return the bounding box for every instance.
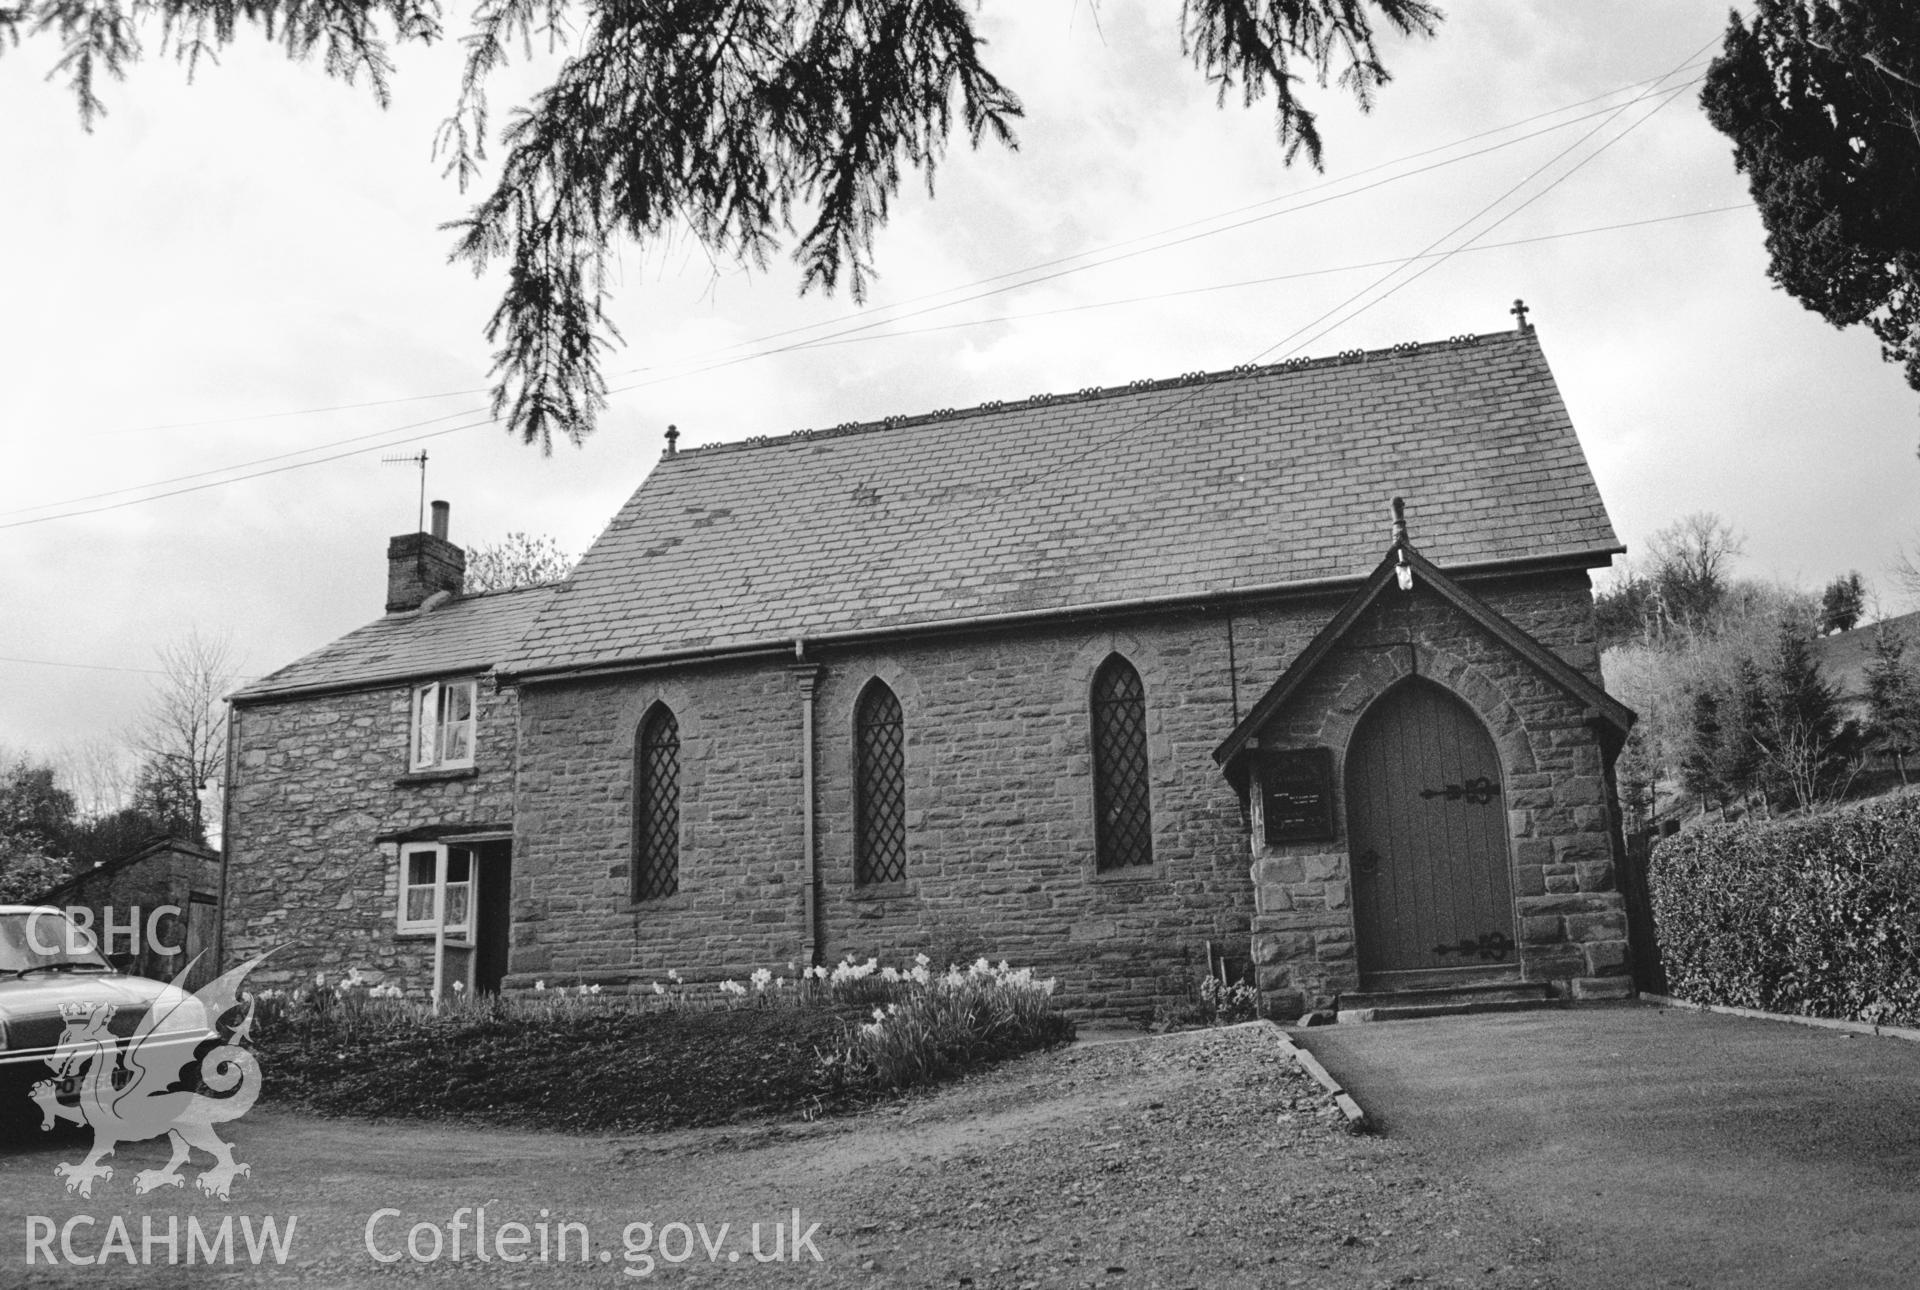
[854,681,908,885]
[1091,656,1153,871]
[634,704,681,901]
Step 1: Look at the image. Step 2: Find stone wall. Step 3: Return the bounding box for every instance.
[222,566,1626,1016]
[223,679,517,991]
[513,616,1266,1019]
[511,567,1627,1019]
[1244,569,1631,1015]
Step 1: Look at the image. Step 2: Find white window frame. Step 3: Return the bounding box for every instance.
[396,842,476,940]
[409,679,478,772]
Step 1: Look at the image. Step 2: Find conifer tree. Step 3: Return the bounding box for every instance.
[1863,622,1920,783]
[1818,571,1866,635]
[4,0,1442,451]
[1679,689,1725,815]
[1714,655,1769,813]
[1756,624,1853,811]
[1702,1,1920,392]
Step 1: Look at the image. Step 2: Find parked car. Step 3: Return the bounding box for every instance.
[0,905,207,1138]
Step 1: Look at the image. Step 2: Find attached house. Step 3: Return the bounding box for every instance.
[223,323,1637,1018]
[225,508,552,995]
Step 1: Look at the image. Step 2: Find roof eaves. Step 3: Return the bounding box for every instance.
[501,544,1619,687]
[34,835,216,903]
[231,665,499,708]
[230,586,557,704]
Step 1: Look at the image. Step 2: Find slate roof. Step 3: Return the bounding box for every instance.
[233,585,556,702]
[506,327,1620,679]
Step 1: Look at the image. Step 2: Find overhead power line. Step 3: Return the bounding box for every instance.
[63,61,1712,444]
[7,52,1727,531]
[4,195,1736,532]
[0,403,493,521]
[82,383,493,440]
[0,416,499,532]
[776,205,1752,351]
[604,58,1719,373]
[592,92,1713,398]
[946,40,1721,510]
[1265,75,1710,365]
[0,198,1728,532]
[0,654,261,680]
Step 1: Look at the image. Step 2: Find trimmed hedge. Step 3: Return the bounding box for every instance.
[1649,795,1920,1027]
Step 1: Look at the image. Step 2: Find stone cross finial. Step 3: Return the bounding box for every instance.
[664,424,680,458]
[1511,298,1532,332]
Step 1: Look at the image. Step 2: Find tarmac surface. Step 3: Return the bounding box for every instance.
[1294,999,1920,1289]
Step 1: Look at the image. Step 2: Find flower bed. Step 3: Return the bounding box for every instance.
[252,956,1074,1132]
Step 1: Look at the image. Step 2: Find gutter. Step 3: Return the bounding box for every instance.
[501,548,1621,689]
[230,665,496,709]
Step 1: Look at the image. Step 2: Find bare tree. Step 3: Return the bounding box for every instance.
[1753,714,1861,815]
[1890,534,1920,611]
[1644,513,1745,630]
[51,737,136,821]
[130,630,237,844]
[464,533,574,593]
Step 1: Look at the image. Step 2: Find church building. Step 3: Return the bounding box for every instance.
[224,321,1635,1018]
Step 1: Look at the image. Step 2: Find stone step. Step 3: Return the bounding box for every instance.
[1335,981,1562,1024]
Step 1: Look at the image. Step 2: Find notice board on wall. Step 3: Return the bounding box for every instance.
[1261,747,1336,844]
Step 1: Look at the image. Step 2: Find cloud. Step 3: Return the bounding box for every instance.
[1,0,1912,757]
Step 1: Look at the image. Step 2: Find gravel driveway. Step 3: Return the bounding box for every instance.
[1,1024,1552,1288]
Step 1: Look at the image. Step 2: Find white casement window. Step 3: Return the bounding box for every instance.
[410,679,477,771]
[396,843,474,938]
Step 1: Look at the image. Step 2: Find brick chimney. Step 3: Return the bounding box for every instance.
[386,499,466,613]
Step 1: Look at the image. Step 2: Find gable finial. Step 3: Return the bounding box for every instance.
[1511,298,1532,332]
[1391,496,1414,591]
[664,424,680,459]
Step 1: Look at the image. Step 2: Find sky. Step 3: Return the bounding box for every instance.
[3,1,1916,777]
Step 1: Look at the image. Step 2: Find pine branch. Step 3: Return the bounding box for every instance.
[448,0,1022,448]
[1180,0,1440,169]
[19,0,1444,446]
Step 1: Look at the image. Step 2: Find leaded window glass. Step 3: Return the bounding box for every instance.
[634,705,681,901]
[1091,656,1153,870]
[854,681,907,885]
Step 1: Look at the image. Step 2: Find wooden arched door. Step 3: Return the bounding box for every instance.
[1346,679,1516,978]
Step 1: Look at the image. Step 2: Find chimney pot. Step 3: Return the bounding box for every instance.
[387,507,465,613]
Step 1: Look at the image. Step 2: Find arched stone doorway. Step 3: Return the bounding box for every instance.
[1346,678,1516,979]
